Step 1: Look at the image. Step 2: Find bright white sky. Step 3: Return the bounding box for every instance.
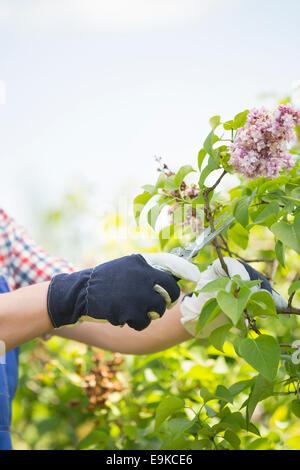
[0,0,299,236]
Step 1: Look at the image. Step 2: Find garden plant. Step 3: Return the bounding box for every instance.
[12,102,300,450]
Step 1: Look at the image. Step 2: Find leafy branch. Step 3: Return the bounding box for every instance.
[134,105,300,444]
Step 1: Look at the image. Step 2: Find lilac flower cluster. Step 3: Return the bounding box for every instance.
[228,104,300,179]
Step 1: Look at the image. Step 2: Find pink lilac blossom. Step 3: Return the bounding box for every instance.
[228,104,300,179]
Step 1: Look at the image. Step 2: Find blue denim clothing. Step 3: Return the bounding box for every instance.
[0,276,19,450]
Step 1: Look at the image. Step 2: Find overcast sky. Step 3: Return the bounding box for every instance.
[0,0,299,236]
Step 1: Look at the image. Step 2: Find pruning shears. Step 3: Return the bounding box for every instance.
[150,214,236,281]
[171,214,236,262]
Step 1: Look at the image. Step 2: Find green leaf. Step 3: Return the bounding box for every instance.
[247,290,277,317]
[223,120,233,130]
[164,176,178,191]
[198,156,219,188]
[155,396,184,430]
[147,203,166,229]
[168,418,194,440]
[196,277,230,293]
[233,189,257,226]
[217,286,251,326]
[252,201,279,225]
[209,323,232,352]
[154,172,167,190]
[258,176,288,195]
[247,374,273,422]
[288,280,300,297]
[203,130,215,156]
[246,438,270,450]
[233,196,250,226]
[209,115,221,130]
[198,148,207,170]
[196,298,221,334]
[229,380,252,398]
[233,335,243,356]
[275,239,285,268]
[290,399,300,419]
[239,335,280,381]
[215,385,233,403]
[224,430,241,449]
[133,192,152,224]
[77,428,108,450]
[174,165,195,187]
[204,405,217,417]
[190,439,212,450]
[197,422,215,438]
[220,410,259,436]
[200,387,215,403]
[228,222,249,249]
[232,275,262,289]
[232,109,249,130]
[142,184,155,194]
[271,213,300,254]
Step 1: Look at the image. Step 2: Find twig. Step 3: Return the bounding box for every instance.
[202,171,229,274]
[219,243,274,264]
[219,235,233,257]
[288,274,300,308]
[277,306,300,316]
[244,309,261,335]
[203,189,229,276]
[206,170,227,194]
[210,437,219,451]
[288,291,296,309]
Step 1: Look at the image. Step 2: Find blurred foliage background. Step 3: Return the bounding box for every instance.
[10,185,300,450]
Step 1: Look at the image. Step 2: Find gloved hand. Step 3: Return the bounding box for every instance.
[181,256,288,338]
[47,253,200,331]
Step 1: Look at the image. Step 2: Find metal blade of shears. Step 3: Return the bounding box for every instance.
[171,215,235,260]
[186,216,235,260]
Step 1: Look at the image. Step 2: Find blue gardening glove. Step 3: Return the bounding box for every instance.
[181,257,287,337]
[47,253,200,331]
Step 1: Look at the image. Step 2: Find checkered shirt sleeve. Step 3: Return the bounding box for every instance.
[0,208,74,290]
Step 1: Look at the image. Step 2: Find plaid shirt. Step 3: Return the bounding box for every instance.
[0,208,74,291]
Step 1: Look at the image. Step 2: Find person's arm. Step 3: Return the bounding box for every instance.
[0,209,197,354]
[55,295,193,355]
[0,281,53,352]
[0,282,193,355]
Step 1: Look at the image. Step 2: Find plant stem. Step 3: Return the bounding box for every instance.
[219,235,233,256]
[288,274,300,308]
[244,309,261,335]
[210,436,219,450]
[203,188,229,276]
[201,170,228,274]
[206,170,227,194]
[219,243,274,263]
[277,306,300,316]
